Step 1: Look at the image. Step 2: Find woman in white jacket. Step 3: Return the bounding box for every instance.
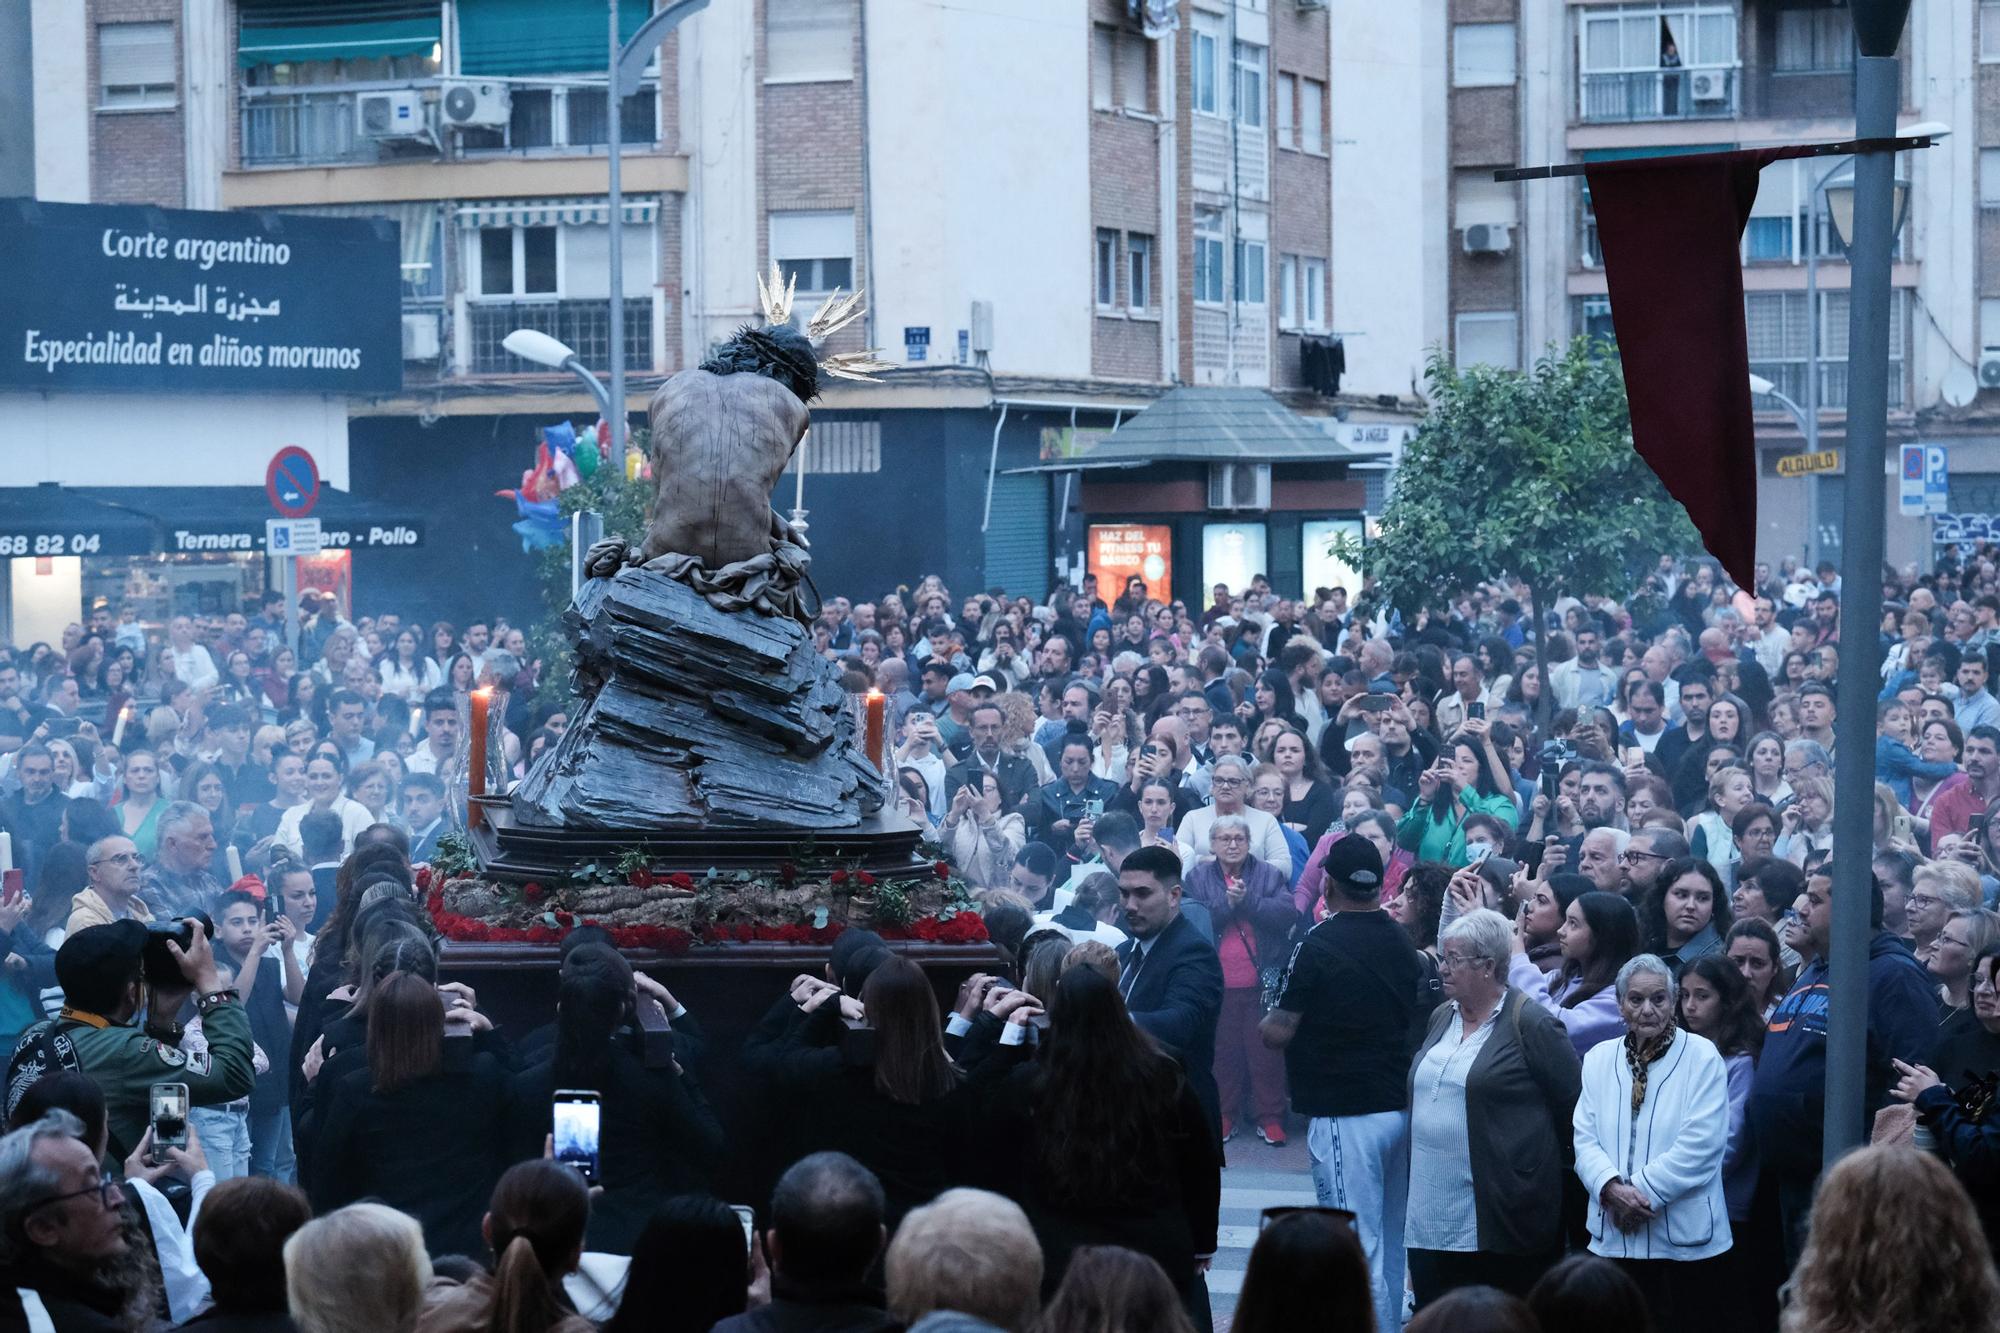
[1572,953,1731,1333]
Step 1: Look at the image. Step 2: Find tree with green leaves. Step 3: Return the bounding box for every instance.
[1355,339,1699,723]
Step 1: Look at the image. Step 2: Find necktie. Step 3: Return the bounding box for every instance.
[1120,944,1146,998]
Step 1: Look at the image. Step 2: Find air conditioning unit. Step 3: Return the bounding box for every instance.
[401,311,441,362]
[439,81,512,130]
[1980,354,2000,390]
[1689,69,1729,102]
[355,89,428,140]
[1462,223,1513,256]
[1209,462,1272,511]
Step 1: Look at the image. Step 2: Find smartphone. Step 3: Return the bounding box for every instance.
[1467,842,1493,867]
[1467,701,1485,721]
[551,1089,602,1186]
[149,1083,189,1165]
[730,1204,756,1251]
[1085,798,1105,818]
[1357,695,1393,713]
[43,716,81,739]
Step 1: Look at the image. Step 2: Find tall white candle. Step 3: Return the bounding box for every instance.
[0,833,12,875]
[112,707,129,747]
[794,429,808,513]
[226,846,244,884]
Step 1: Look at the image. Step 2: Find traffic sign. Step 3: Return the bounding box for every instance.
[266,446,320,518]
[1925,443,1949,516]
[1900,444,1925,517]
[1776,449,1839,478]
[266,518,322,555]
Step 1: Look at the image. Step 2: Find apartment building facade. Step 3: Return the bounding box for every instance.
[9,0,1404,623]
[1444,0,1986,572]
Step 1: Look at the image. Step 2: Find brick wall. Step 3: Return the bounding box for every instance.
[1174,0,1196,384]
[1269,0,1329,393]
[757,0,867,359]
[1089,0,1165,383]
[89,0,187,206]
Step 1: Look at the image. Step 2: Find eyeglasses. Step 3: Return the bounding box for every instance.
[1620,849,1667,865]
[28,1171,120,1217]
[1436,952,1487,973]
[1909,892,1945,910]
[1211,777,1245,789]
[87,852,141,867]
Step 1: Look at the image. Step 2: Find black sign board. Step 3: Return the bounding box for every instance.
[0,199,402,394]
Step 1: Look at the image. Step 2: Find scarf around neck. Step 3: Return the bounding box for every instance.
[1623,1024,1676,1114]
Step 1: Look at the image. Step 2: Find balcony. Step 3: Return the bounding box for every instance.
[239,81,659,170]
[466,299,652,376]
[1578,68,1739,124]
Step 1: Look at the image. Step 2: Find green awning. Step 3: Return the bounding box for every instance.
[458,0,653,77]
[238,2,441,68]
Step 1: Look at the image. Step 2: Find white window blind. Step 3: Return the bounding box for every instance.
[100,22,176,108]
[1275,73,1296,148]
[1117,33,1149,111]
[767,0,852,82]
[1453,23,1515,87]
[770,210,855,294]
[1096,229,1118,308]
[1982,298,2000,352]
[1455,172,1519,229]
[1278,255,1298,327]
[1301,258,1326,329]
[1092,27,1115,110]
[1456,312,1519,370]
[1983,149,2000,207]
[1298,78,1324,153]
[1128,233,1154,310]
[1985,1,2000,60]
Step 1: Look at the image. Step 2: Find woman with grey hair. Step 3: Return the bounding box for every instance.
[1405,908,1582,1310]
[1571,953,1732,1330]
[1176,754,1293,874]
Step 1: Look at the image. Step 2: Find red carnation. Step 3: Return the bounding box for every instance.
[667,872,695,890]
[628,868,655,888]
[934,861,951,879]
[554,911,574,928]
[779,862,799,882]
[522,882,547,903]
[415,866,434,890]
[830,869,849,886]
[858,871,876,888]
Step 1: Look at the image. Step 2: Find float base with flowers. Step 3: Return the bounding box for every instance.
[422,826,988,954]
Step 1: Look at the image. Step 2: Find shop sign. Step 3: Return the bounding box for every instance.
[1088,524,1173,605]
[1775,449,1839,478]
[169,522,425,553]
[0,199,401,394]
[0,531,119,557]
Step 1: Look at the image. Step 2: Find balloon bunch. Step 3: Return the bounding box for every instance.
[496,420,610,551]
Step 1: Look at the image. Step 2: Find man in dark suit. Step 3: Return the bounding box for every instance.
[1116,845,1225,1148]
[942,701,1038,812]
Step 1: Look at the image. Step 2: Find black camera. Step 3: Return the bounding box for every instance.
[1538,739,1578,773]
[142,914,214,988]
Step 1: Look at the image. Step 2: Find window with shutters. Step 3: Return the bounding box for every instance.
[1455,312,1519,370]
[1301,259,1325,330]
[1194,210,1225,305]
[100,22,177,110]
[1092,27,1115,110]
[1192,22,1221,116]
[767,0,852,83]
[1298,78,1324,153]
[1096,230,1118,309]
[1275,73,1296,149]
[1117,33,1150,112]
[1985,1,2000,61]
[770,211,855,297]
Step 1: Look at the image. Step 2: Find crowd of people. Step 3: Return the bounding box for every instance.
[0,548,1997,1330]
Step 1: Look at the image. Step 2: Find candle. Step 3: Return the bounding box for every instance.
[794,429,809,513]
[0,832,11,875]
[226,846,244,884]
[467,688,493,829]
[112,706,130,747]
[865,689,885,774]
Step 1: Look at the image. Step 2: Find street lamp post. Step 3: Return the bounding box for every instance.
[604,0,712,478]
[1824,0,1914,1169]
[502,329,614,420]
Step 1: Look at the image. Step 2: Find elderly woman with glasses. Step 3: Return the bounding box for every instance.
[1405,908,1582,1310]
[1571,954,1732,1331]
[1177,754,1293,874]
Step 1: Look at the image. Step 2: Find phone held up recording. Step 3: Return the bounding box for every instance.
[149,1082,189,1165]
[552,1089,602,1186]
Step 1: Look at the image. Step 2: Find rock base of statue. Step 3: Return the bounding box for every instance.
[509,564,886,832]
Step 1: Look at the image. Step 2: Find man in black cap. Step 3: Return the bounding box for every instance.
[1259,834,1420,1333]
[4,919,254,1163]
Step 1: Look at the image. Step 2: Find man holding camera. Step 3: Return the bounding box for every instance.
[4,918,254,1164]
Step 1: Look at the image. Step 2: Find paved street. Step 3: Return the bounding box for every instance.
[1208,1127,1318,1331]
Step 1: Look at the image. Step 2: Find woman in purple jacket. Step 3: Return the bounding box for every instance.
[1507,890,1639,1060]
[1184,814,1299,1144]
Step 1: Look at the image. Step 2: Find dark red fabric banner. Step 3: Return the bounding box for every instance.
[1586,147,1790,590]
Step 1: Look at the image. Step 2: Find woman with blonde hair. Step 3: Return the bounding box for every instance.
[1780,1145,2000,1333]
[995,689,1054,786]
[285,1202,434,1333]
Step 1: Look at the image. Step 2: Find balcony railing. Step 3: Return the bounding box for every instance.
[240,82,659,169]
[1746,359,1906,412]
[242,89,386,167]
[467,299,652,376]
[1579,68,1738,123]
